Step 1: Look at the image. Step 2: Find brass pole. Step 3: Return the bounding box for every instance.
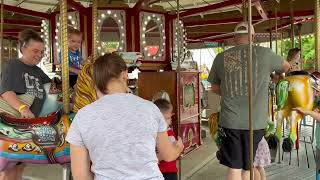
[60,0,70,114]
[269,18,272,49]
[92,0,98,60]
[315,0,320,71]
[248,0,253,179]
[290,0,295,48]
[0,0,3,76]
[176,0,182,179]
[242,0,247,22]
[297,23,303,69]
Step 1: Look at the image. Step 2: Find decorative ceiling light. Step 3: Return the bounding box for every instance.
[97,10,127,55]
[172,19,187,63]
[40,19,51,64]
[140,12,166,61]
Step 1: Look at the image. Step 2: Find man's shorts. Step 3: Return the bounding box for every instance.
[218,127,264,170]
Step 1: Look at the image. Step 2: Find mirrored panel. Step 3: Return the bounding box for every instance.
[97,10,126,55]
[140,12,165,61]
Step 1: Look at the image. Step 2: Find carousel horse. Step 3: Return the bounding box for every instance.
[0,78,72,171]
[272,71,320,152]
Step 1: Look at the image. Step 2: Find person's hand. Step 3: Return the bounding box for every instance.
[20,107,35,118]
[292,107,309,115]
[174,137,184,153]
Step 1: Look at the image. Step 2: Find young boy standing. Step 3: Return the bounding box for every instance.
[154,99,179,180]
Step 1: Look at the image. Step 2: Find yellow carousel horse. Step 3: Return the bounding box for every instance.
[273,71,320,152]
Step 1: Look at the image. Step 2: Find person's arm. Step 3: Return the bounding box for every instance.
[156,134,184,162]
[70,144,93,180]
[268,49,290,73]
[1,91,35,118]
[154,106,184,162]
[281,61,290,73]
[70,67,81,74]
[293,108,320,121]
[207,54,221,95]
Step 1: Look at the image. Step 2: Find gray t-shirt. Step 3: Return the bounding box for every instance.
[208,45,283,130]
[66,93,167,180]
[0,59,51,116]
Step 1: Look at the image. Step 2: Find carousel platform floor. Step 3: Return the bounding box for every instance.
[187,118,317,180]
[22,118,317,180]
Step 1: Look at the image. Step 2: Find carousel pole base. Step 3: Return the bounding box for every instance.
[62,165,72,180]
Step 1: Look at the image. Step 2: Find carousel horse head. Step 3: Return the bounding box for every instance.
[73,53,142,112]
[273,71,320,152]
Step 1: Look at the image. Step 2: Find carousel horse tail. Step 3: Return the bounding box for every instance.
[276,80,289,111]
[208,112,219,141]
[73,56,97,113]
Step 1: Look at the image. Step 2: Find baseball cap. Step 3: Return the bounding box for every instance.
[234,22,255,34]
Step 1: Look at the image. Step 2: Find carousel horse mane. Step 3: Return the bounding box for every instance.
[208,112,219,141]
[73,56,97,113]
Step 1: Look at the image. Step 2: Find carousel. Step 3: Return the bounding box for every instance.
[0,0,320,179]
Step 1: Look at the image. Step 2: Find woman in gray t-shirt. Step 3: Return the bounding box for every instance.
[0,29,54,180]
[66,54,184,180]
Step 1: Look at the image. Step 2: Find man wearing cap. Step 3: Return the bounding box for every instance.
[208,22,290,180]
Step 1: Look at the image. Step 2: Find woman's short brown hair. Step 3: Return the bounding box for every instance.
[18,29,44,50]
[287,48,301,62]
[93,53,127,94]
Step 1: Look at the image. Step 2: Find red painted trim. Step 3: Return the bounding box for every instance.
[275,10,314,19]
[184,17,260,27]
[165,14,170,64]
[270,18,314,31]
[3,28,40,33]
[80,14,85,35]
[97,7,131,10]
[205,35,234,42]
[87,8,93,56]
[140,9,168,15]
[3,4,50,19]
[3,19,41,27]
[134,11,140,52]
[184,10,313,27]
[175,0,242,18]
[67,0,88,15]
[253,0,268,20]
[126,10,133,52]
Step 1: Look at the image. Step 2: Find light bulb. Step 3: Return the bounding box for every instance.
[68,15,72,20]
[107,10,111,14]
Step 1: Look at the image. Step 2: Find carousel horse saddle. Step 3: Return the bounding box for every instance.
[0,111,67,164]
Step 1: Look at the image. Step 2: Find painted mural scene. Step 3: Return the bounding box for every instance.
[0,0,320,180]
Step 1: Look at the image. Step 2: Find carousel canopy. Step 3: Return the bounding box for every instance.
[1,0,316,44]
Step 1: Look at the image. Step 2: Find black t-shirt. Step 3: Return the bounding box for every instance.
[0,59,51,116]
